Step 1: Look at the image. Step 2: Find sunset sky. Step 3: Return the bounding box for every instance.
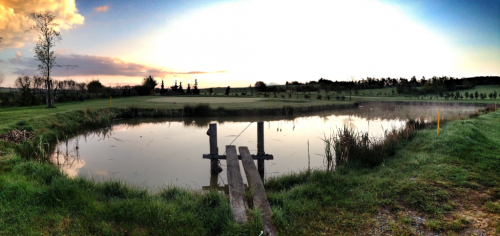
[0,0,499,88]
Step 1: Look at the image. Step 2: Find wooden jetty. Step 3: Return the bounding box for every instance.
[203,122,277,235]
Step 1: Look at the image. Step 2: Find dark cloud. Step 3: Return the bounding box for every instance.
[9,53,227,78]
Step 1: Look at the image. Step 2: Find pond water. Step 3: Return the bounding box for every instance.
[50,104,479,192]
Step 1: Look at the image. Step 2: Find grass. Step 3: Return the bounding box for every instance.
[1,88,499,234]
[264,110,500,235]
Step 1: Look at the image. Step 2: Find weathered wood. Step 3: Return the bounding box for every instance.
[257,121,265,177]
[202,154,274,160]
[258,159,265,179]
[208,123,219,174]
[226,145,248,224]
[257,121,264,155]
[239,146,277,236]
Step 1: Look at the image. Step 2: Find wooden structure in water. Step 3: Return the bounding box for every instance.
[203,122,277,235]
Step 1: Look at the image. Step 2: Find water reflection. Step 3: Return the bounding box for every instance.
[50,104,478,192]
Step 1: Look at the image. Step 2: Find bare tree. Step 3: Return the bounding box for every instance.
[0,71,5,91]
[25,12,67,108]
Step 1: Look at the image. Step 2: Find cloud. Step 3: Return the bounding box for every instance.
[16,51,22,57]
[93,5,108,12]
[9,53,227,78]
[0,0,84,49]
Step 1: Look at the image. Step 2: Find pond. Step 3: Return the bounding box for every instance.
[50,104,479,192]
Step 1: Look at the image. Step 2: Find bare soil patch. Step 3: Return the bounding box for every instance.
[148,97,264,104]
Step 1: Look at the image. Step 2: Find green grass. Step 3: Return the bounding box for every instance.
[265,110,500,235]
[1,89,499,234]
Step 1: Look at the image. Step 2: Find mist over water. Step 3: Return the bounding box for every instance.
[51,105,477,192]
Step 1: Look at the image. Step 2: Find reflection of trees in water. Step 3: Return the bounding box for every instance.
[51,135,84,178]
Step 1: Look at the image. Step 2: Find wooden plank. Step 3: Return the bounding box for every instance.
[239,146,277,236]
[202,154,274,160]
[226,145,248,224]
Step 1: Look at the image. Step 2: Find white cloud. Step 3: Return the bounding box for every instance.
[0,0,84,49]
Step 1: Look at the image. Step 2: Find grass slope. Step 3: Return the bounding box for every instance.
[0,97,498,235]
[265,111,500,235]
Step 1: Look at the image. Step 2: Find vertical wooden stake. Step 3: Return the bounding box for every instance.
[208,123,219,174]
[257,121,265,179]
[437,107,440,135]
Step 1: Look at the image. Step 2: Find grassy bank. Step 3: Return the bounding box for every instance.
[265,110,500,235]
[1,97,499,234]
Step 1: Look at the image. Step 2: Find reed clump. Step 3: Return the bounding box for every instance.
[323,119,425,168]
[83,106,117,126]
[183,103,211,117]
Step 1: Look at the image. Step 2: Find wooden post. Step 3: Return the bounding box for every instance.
[257,121,265,178]
[437,107,440,135]
[208,123,219,174]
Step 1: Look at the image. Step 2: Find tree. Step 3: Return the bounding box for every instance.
[26,12,63,108]
[493,91,498,100]
[255,81,267,92]
[173,80,179,91]
[87,80,104,94]
[178,82,184,93]
[193,79,200,95]
[225,86,230,95]
[465,91,469,99]
[142,75,157,94]
[161,79,164,94]
[0,71,5,91]
[187,83,191,94]
[209,88,213,95]
[474,91,479,100]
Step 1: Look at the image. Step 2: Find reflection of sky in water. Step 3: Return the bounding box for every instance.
[50,105,477,192]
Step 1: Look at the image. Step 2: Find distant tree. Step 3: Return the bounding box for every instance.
[469,93,474,100]
[255,81,267,92]
[14,76,34,106]
[142,75,157,94]
[87,80,104,94]
[193,79,200,95]
[225,86,230,95]
[178,82,184,93]
[489,93,493,99]
[0,71,5,91]
[161,79,164,94]
[474,91,479,100]
[187,83,191,94]
[494,91,498,100]
[209,88,213,95]
[465,91,469,99]
[173,80,179,91]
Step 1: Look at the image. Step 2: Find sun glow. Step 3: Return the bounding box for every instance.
[128,0,455,87]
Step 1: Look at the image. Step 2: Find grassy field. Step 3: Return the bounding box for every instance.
[0,85,499,235]
[0,106,498,234]
[2,84,497,132]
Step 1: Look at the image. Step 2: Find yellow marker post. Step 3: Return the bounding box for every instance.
[110,96,112,108]
[437,107,440,135]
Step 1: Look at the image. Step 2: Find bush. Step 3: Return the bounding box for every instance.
[183,103,211,117]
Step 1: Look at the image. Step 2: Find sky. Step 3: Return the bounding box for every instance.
[0,0,499,88]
